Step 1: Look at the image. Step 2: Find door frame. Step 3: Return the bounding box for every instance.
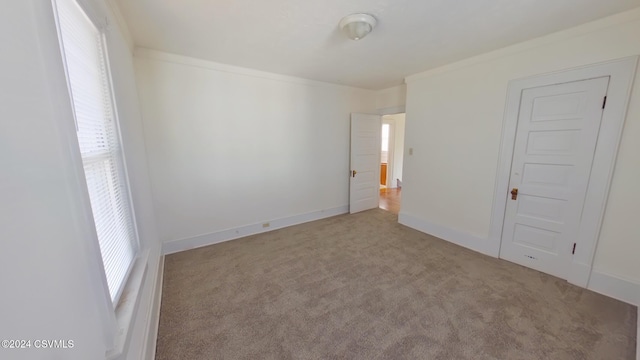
[381,112,406,189]
[381,118,395,188]
[488,56,638,287]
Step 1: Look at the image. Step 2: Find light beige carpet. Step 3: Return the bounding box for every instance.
[156,209,637,359]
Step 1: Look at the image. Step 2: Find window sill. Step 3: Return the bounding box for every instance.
[106,250,149,360]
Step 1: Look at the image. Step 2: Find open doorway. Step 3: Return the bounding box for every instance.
[379,113,405,214]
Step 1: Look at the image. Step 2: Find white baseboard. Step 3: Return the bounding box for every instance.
[156,209,639,356]
[588,270,639,359]
[587,270,640,306]
[398,212,640,307]
[162,206,349,255]
[142,255,164,360]
[398,212,495,257]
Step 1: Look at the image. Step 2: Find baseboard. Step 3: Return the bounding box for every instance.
[587,270,640,307]
[142,254,164,360]
[566,261,592,288]
[398,212,495,257]
[588,270,639,359]
[163,206,349,255]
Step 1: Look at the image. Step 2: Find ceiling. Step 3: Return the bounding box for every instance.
[115,0,640,90]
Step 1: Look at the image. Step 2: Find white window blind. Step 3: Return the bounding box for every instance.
[55,0,137,304]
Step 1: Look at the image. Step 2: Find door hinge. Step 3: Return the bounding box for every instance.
[602,96,607,109]
[572,243,576,255]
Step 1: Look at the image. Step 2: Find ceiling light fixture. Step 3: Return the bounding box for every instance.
[339,13,377,41]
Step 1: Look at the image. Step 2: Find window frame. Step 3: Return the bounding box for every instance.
[51,0,141,309]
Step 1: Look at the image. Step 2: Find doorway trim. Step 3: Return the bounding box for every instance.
[382,119,395,188]
[487,56,638,287]
[378,106,406,116]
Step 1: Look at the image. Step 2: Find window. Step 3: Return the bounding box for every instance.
[54,0,138,304]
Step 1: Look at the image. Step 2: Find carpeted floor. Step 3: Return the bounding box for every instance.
[156,209,637,359]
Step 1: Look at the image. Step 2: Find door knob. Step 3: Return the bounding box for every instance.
[352,170,357,178]
[510,188,518,200]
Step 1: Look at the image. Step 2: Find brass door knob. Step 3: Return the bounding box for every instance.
[352,170,357,178]
[510,188,518,200]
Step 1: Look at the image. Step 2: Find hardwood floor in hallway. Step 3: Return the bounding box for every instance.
[379,187,401,214]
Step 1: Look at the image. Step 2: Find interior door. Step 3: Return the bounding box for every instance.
[350,113,381,214]
[499,77,609,279]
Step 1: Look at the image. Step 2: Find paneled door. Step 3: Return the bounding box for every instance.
[499,77,609,279]
[350,113,381,214]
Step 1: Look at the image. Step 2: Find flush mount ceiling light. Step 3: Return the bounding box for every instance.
[339,13,377,41]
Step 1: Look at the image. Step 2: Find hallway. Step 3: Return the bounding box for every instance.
[379,188,401,214]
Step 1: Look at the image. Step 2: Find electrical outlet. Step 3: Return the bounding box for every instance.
[262,222,270,228]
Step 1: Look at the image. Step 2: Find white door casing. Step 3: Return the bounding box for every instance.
[382,119,395,188]
[489,56,638,287]
[499,77,609,279]
[350,113,381,214]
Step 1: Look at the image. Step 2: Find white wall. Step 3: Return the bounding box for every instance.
[401,8,640,288]
[133,49,377,246]
[0,1,160,359]
[377,84,406,112]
